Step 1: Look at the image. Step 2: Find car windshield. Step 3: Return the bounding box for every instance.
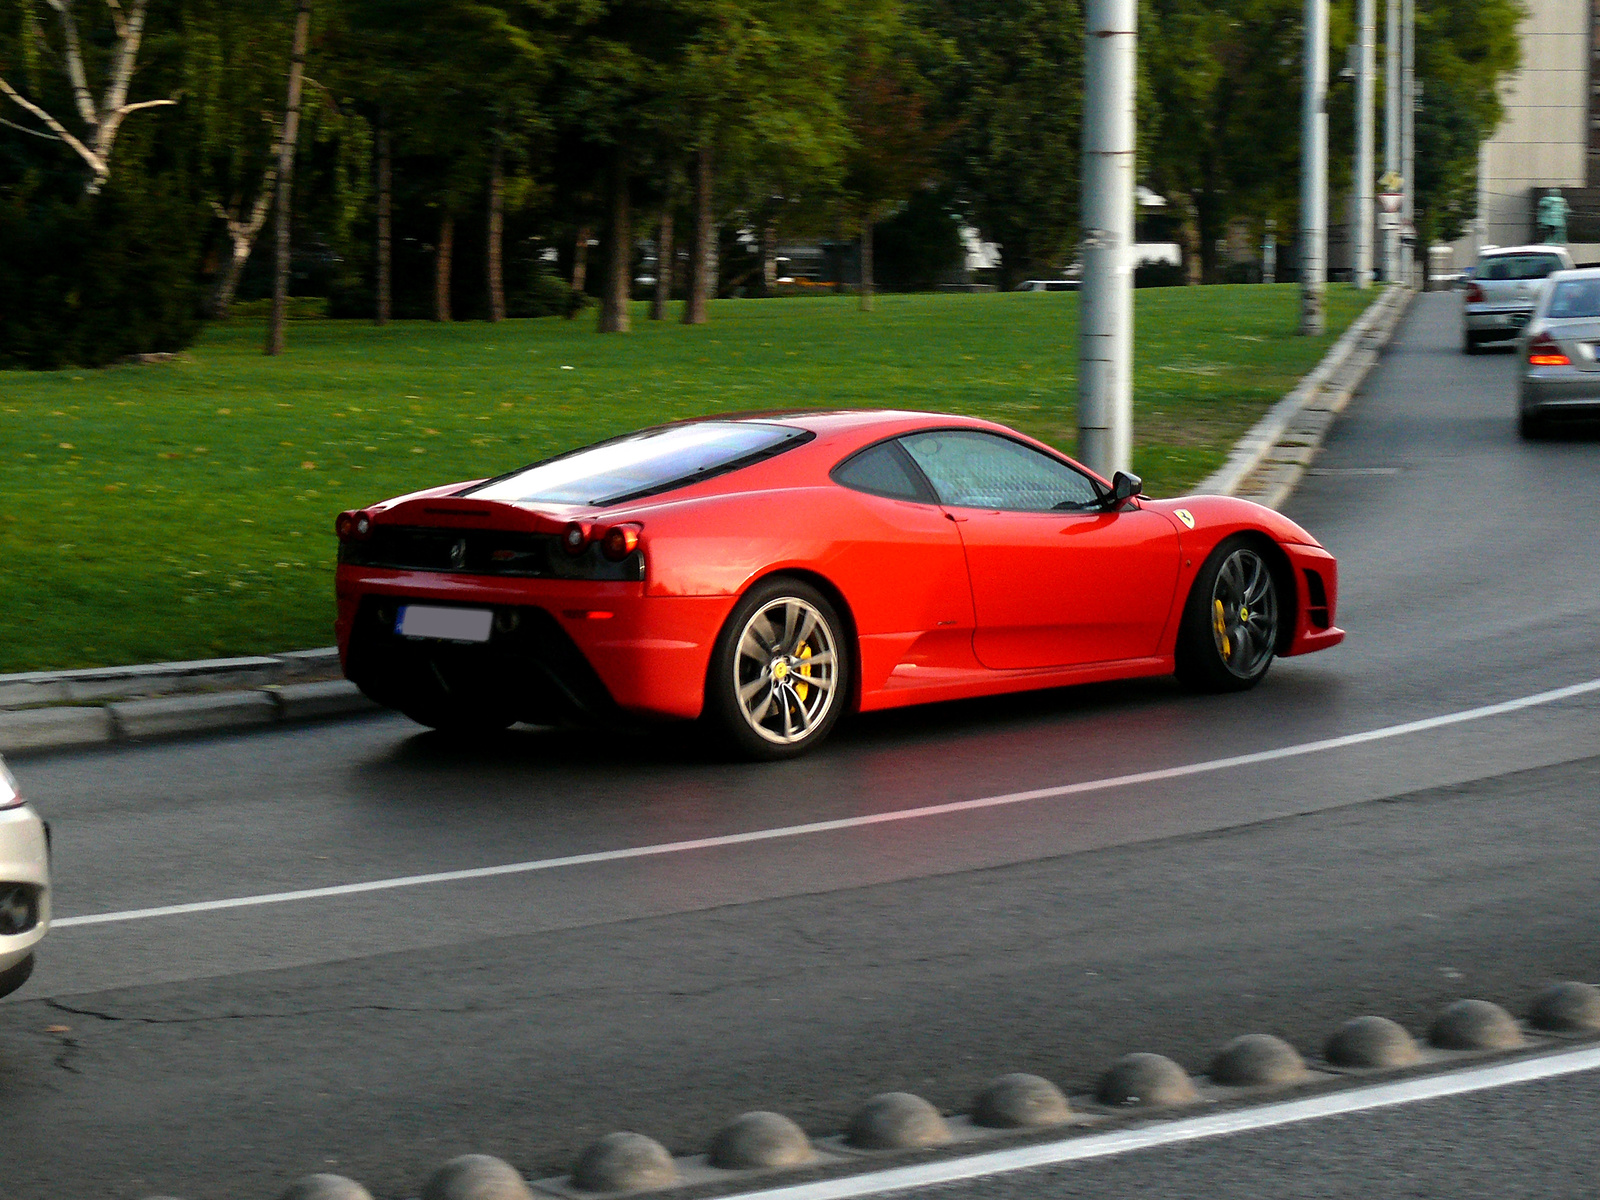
[1546,279,1600,320]
[1478,254,1564,281]
[464,421,808,506]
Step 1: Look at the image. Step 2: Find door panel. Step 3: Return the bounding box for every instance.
[951,507,1181,670]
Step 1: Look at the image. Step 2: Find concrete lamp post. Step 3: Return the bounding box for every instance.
[1078,0,1137,478]
[1300,0,1329,334]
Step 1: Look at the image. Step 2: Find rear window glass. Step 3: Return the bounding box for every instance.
[1478,254,1564,281]
[1547,279,1600,319]
[465,421,809,506]
[831,442,929,502]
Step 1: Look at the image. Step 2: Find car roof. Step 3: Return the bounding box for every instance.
[665,408,1006,438]
[1549,266,1600,279]
[1480,245,1571,258]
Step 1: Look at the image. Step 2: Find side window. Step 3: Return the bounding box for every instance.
[831,441,931,502]
[898,430,1101,512]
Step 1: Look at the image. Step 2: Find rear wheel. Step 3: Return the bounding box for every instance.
[1175,537,1282,692]
[1462,330,1480,355]
[1518,411,1547,440]
[706,578,849,760]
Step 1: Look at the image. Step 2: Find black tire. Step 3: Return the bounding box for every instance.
[1462,331,1479,355]
[0,953,35,1000]
[706,577,850,760]
[1518,411,1547,440]
[1175,536,1283,693]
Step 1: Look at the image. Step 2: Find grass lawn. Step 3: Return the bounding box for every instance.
[0,284,1372,672]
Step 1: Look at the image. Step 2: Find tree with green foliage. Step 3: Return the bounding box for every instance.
[915,0,1083,289]
[1142,0,1344,283]
[836,2,946,310]
[669,0,851,322]
[339,0,551,323]
[0,0,176,193]
[1411,0,1521,264]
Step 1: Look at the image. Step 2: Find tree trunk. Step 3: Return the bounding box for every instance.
[860,218,874,312]
[761,219,777,296]
[571,225,591,291]
[376,118,391,324]
[1195,192,1223,284]
[264,0,312,357]
[683,145,714,325]
[1178,192,1201,286]
[651,204,673,320]
[434,212,454,322]
[486,142,505,323]
[212,237,252,318]
[598,151,632,333]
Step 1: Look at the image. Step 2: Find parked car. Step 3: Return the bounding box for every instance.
[1014,279,1078,292]
[0,756,51,999]
[1516,266,1600,438]
[335,411,1343,759]
[1463,245,1574,353]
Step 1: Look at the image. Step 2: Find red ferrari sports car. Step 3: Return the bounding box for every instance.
[335,410,1342,758]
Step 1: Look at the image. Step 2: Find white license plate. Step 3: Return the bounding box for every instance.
[395,605,493,643]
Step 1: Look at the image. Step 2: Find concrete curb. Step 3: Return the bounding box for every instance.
[1195,284,1415,509]
[0,676,374,757]
[0,648,341,711]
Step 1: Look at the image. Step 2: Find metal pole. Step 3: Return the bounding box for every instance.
[1299,0,1328,334]
[1401,0,1415,287]
[1354,0,1375,288]
[1383,0,1399,281]
[1477,140,1489,256]
[1078,0,1137,478]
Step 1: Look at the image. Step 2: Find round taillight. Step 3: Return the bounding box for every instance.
[354,513,371,536]
[563,522,587,555]
[600,524,641,561]
[335,511,354,538]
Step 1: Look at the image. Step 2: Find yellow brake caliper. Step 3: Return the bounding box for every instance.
[794,643,813,703]
[1213,598,1230,660]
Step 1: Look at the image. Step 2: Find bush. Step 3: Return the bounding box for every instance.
[1134,261,1187,288]
[0,174,203,369]
[509,265,586,318]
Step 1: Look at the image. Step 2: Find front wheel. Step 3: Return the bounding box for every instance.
[706,579,850,760]
[1175,537,1282,692]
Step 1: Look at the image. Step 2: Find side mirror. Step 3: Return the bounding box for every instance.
[1106,470,1143,507]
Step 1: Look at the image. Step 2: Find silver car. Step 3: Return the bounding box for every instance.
[1463,244,1574,353]
[1517,267,1600,437]
[0,756,50,999]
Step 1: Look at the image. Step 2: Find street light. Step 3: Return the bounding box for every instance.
[1300,0,1328,334]
[1077,0,1137,477]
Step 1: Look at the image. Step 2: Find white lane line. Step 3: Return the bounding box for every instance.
[53,675,1600,930]
[714,1045,1600,1200]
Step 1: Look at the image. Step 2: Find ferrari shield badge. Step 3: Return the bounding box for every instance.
[1175,508,1195,530]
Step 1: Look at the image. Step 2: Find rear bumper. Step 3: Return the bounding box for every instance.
[336,567,734,722]
[1464,308,1532,338]
[1520,368,1600,415]
[1282,543,1345,657]
[0,804,50,992]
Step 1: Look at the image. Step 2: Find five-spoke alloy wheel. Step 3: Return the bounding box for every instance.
[708,578,849,759]
[1177,536,1282,691]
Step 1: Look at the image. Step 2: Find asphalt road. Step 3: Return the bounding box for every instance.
[4,293,1599,1200]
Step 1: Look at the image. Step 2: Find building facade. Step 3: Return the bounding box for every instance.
[1468,0,1590,255]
